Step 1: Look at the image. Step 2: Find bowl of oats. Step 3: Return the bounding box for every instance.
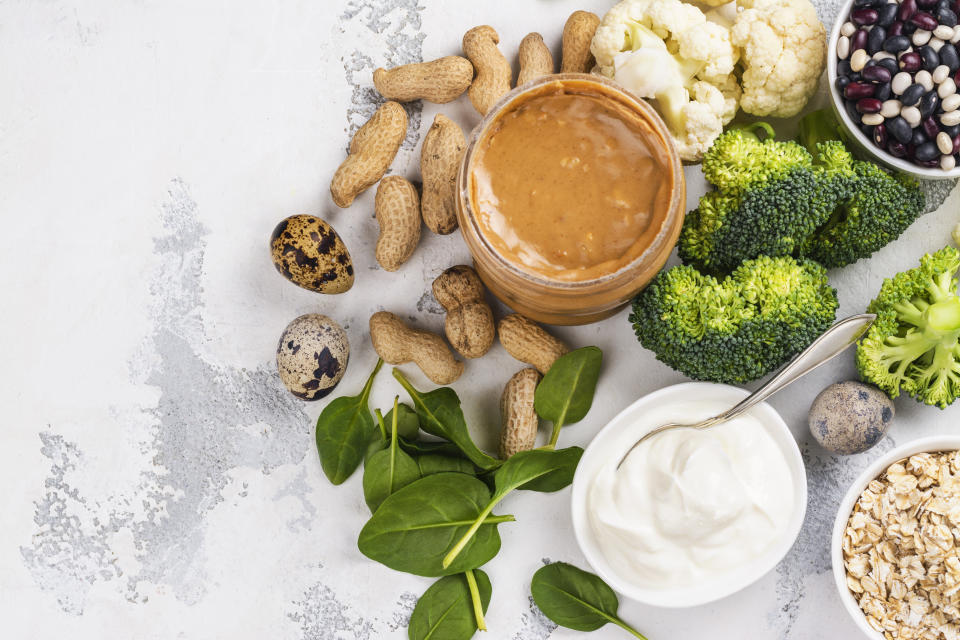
[833,436,960,640]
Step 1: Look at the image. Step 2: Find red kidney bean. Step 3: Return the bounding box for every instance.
[862,65,892,82]
[857,98,883,112]
[916,157,941,167]
[911,11,939,29]
[900,52,923,72]
[888,140,909,157]
[888,20,905,36]
[874,123,889,148]
[953,134,960,153]
[852,28,870,51]
[853,8,880,24]
[845,82,877,99]
[923,117,941,139]
[900,0,919,20]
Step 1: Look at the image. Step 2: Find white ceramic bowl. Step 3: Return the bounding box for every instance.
[570,382,808,607]
[831,435,960,638]
[827,0,960,179]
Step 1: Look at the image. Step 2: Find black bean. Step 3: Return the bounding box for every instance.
[920,90,940,118]
[874,123,889,147]
[861,124,876,138]
[901,83,926,106]
[889,20,905,36]
[900,52,923,72]
[916,157,941,166]
[940,44,960,72]
[923,116,941,138]
[838,59,853,77]
[879,2,899,26]
[867,26,887,54]
[938,7,959,25]
[888,115,915,143]
[912,128,929,146]
[938,0,951,10]
[876,82,893,101]
[836,76,852,92]
[878,57,899,74]
[904,20,919,34]
[884,35,912,53]
[920,45,940,71]
[854,28,870,52]
[945,123,960,137]
[846,99,863,123]
[919,0,938,6]
[854,0,879,6]
[911,11,939,29]
[900,0,919,20]
[863,65,893,82]
[888,140,909,157]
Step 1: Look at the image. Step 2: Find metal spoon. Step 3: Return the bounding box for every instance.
[616,313,876,469]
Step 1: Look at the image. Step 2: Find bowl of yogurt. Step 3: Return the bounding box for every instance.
[570,382,808,607]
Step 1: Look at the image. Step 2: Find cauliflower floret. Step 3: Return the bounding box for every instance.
[669,82,727,161]
[731,0,826,117]
[591,0,741,161]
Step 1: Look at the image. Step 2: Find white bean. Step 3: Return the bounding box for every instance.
[937,132,954,155]
[943,94,960,111]
[837,36,850,60]
[916,70,935,92]
[892,72,913,95]
[941,110,960,126]
[901,106,922,126]
[841,21,856,37]
[873,51,896,60]
[861,113,885,126]
[952,29,960,44]
[935,26,955,41]
[942,155,957,171]
[880,99,902,118]
[914,30,933,46]
[851,49,869,72]
[939,78,957,99]
[931,38,946,52]
[934,65,952,84]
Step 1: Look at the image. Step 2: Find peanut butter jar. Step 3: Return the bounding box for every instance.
[456,74,685,326]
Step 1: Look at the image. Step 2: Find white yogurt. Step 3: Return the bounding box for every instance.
[586,400,794,589]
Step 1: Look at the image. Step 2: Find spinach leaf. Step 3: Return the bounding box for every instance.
[315,359,383,484]
[362,401,421,512]
[534,347,602,448]
[399,437,464,458]
[393,369,500,471]
[358,472,514,577]
[442,447,583,568]
[417,454,476,477]
[408,570,491,640]
[386,401,421,440]
[530,562,647,639]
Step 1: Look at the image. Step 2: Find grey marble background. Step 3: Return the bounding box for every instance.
[2,1,960,638]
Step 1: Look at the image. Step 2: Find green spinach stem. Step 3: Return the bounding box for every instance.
[443,495,506,568]
[612,617,648,639]
[546,419,565,448]
[464,570,487,632]
[374,409,388,442]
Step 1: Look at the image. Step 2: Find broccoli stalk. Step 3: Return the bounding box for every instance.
[857,247,960,408]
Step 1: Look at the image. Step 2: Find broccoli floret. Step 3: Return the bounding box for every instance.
[680,113,925,274]
[631,255,839,383]
[857,247,960,409]
[679,124,848,274]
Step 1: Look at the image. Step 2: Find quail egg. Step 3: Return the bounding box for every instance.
[270,215,354,294]
[809,381,894,455]
[277,314,349,400]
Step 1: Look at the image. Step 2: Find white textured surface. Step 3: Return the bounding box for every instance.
[2,1,960,638]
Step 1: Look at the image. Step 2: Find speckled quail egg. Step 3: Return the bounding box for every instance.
[809,381,894,455]
[270,215,354,294]
[276,314,349,400]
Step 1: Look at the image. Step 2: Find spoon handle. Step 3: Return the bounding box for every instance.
[716,313,876,424]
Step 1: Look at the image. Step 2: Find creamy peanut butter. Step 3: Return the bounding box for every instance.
[469,80,675,282]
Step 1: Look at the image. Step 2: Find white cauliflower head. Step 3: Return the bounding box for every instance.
[731,0,826,117]
[591,0,741,161]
